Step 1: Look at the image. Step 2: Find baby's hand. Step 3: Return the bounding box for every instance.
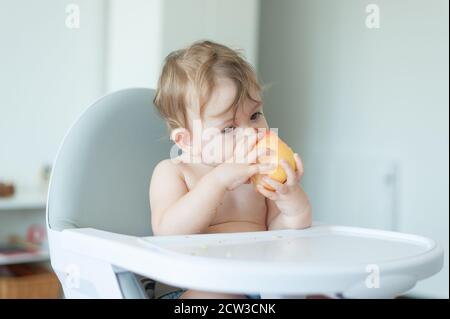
[213,162,274,191]
[256,154,309,216]
[212,129,273,190]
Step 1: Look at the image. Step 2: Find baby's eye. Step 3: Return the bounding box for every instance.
[250,111,263,121]
[221,126,236,134]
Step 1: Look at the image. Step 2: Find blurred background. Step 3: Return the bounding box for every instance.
[0,0,448,298]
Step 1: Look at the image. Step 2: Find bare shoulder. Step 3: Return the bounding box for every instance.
[150,159,189,230]
[150,159,188,192]
[152,158,183,178]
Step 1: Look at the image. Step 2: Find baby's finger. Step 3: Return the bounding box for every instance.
[256,184,279,201]
[263,176,288,194]
[257,163,277,174]
[235,131,258,163]
[246,163,275,178]
[247,164,261,176]
[245,138,265,164]
[280,160,297,186]
[294,153,304,179]
[247,144,274,166]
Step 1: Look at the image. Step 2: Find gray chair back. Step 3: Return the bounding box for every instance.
[47,88,171,236]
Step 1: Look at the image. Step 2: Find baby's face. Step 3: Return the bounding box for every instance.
[188,77,269,165]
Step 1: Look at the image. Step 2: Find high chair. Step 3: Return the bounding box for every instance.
[46,88,443,299]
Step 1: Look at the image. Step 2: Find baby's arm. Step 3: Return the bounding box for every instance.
[150,159,227,235]
[265,190,312,230]
[259,154,312,230]
[150,160,271,235]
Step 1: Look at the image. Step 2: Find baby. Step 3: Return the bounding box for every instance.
[149,40,312,299]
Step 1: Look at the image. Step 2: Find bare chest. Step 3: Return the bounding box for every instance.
[180,165,268,232]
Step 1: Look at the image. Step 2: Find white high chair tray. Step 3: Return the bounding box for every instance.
[138,225,443,298]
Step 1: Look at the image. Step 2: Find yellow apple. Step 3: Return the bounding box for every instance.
[252,131,297,191]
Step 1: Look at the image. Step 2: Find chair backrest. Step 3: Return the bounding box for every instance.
[47,88,171,236]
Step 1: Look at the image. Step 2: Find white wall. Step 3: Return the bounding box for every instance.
[259,0,449,298]
[105,0,163,91]
[0,0,260,188]
[105,0,260,92]
[161,0,260,68]
[0,0,106,190]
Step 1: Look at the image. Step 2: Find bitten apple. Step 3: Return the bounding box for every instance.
[252,131,297,191]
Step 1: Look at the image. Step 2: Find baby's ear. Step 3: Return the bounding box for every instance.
[170,128,191,151]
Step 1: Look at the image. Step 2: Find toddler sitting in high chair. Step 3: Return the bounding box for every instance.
[150,40,312,299]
